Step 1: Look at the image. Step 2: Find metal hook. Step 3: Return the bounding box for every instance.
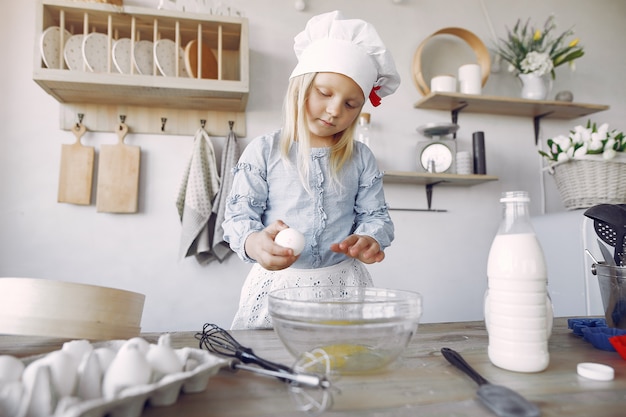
[119,115,126,124]
[161,117,167,132]
[200,119,206,129]
[76,113,84,128]
[229,120,234,131]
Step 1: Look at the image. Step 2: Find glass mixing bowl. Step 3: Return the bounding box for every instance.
[268,286,422,374]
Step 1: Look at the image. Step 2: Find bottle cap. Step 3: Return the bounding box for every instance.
[576,362,614,381]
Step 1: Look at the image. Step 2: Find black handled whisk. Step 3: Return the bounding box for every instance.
[195,323,330,389]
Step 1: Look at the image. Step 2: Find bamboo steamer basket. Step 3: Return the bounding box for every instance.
[0,278,144,340]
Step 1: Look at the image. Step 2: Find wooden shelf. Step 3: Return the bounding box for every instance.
[415,92,609,120]
[384,171,498,186]
[34,0,249,136]
[383,171,498,212]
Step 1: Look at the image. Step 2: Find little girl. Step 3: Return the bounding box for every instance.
[223,10,400,329]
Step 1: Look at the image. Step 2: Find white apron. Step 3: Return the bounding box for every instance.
[230,258,373,330]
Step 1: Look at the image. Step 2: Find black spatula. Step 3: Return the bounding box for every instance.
[441,348,540,417]
[584,204,626,266]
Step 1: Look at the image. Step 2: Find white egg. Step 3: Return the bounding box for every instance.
[76,351,103,400]
[120,337,150,355]
[23,351,78,398]
[22,363,56,417]
[0,355,25,384]
[94,347,116,372]
[146,334,183,378]
[102,345,152,400]
[275,228,305,255]
[62,340,93,367]
[0,381,24,417]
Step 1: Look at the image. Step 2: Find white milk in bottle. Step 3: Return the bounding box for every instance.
[485,191,552,372]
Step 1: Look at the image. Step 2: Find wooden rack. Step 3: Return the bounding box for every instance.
[34,0,249,136]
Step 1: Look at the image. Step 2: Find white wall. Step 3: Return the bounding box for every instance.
[1,0,624,332]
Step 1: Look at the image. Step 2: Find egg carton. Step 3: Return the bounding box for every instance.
[8,339,230,417]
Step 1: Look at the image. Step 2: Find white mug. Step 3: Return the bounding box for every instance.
[430,74,456,93]
[458,64,481,94]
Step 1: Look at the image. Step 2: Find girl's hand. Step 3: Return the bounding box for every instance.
[330,235,385,264]
[244,220,299,270]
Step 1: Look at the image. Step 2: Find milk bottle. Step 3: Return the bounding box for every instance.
[485,191,552,372]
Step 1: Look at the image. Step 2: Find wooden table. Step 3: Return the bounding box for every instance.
[2,318,625,416]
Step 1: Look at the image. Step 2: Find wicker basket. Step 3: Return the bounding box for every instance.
[551,154,626,210]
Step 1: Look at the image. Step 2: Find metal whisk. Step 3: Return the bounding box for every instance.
[195,323,330,389]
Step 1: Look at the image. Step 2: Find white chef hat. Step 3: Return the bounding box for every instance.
[290,10,400,107]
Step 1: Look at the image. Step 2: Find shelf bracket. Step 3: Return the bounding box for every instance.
[450,102,469,138]
[533,111,554,145]
[425,182,437,210]
[389,181,447,212]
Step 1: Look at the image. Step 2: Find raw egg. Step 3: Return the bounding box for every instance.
[275,228,305,255]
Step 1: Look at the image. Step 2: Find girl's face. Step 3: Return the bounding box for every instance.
[305,72,364,146]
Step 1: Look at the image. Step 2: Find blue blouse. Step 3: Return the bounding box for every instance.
[222,129,394,269]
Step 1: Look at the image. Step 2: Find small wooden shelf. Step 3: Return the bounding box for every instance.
[383,171,498,212]
[415,92,609,144]
[415,92,609,120]
[384,170,498,186]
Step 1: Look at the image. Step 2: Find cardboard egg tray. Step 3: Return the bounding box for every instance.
[15,340,230,417]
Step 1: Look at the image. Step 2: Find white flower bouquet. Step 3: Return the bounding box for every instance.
[495,15,584,79]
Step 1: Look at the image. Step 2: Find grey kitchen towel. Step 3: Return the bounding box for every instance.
[210,124,241,262]
[176,128,220,261]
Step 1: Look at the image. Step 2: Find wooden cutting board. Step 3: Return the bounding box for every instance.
[57,123,94,205]
[184,39,218,79]
[96,123,141,213]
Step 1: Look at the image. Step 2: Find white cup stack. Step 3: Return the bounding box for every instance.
[455,151,472,175]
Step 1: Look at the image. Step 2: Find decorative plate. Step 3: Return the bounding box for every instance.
[40,26,71,69]
[133,40,154,75]
[64,34,85,71]
[112,38,132,74]
[184,39,218,79]
[83,32,110,73]
[154,39,188,77]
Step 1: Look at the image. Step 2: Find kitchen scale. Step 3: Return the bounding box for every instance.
[416,122,459,173]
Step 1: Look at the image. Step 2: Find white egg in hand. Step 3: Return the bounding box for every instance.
[275,228,305,256]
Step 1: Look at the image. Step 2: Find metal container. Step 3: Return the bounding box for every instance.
[591,264,626,329]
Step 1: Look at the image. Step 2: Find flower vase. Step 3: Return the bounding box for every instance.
[518,73,552,100]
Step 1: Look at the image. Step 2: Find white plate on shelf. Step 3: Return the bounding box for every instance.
[40,26,71,69]
[154,39,188,77]
[82,32,110,72]
[64,34,85,71]
[112,38,132,74]
[133,40,154,75]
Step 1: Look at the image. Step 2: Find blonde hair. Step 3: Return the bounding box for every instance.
[280,73,360,191]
